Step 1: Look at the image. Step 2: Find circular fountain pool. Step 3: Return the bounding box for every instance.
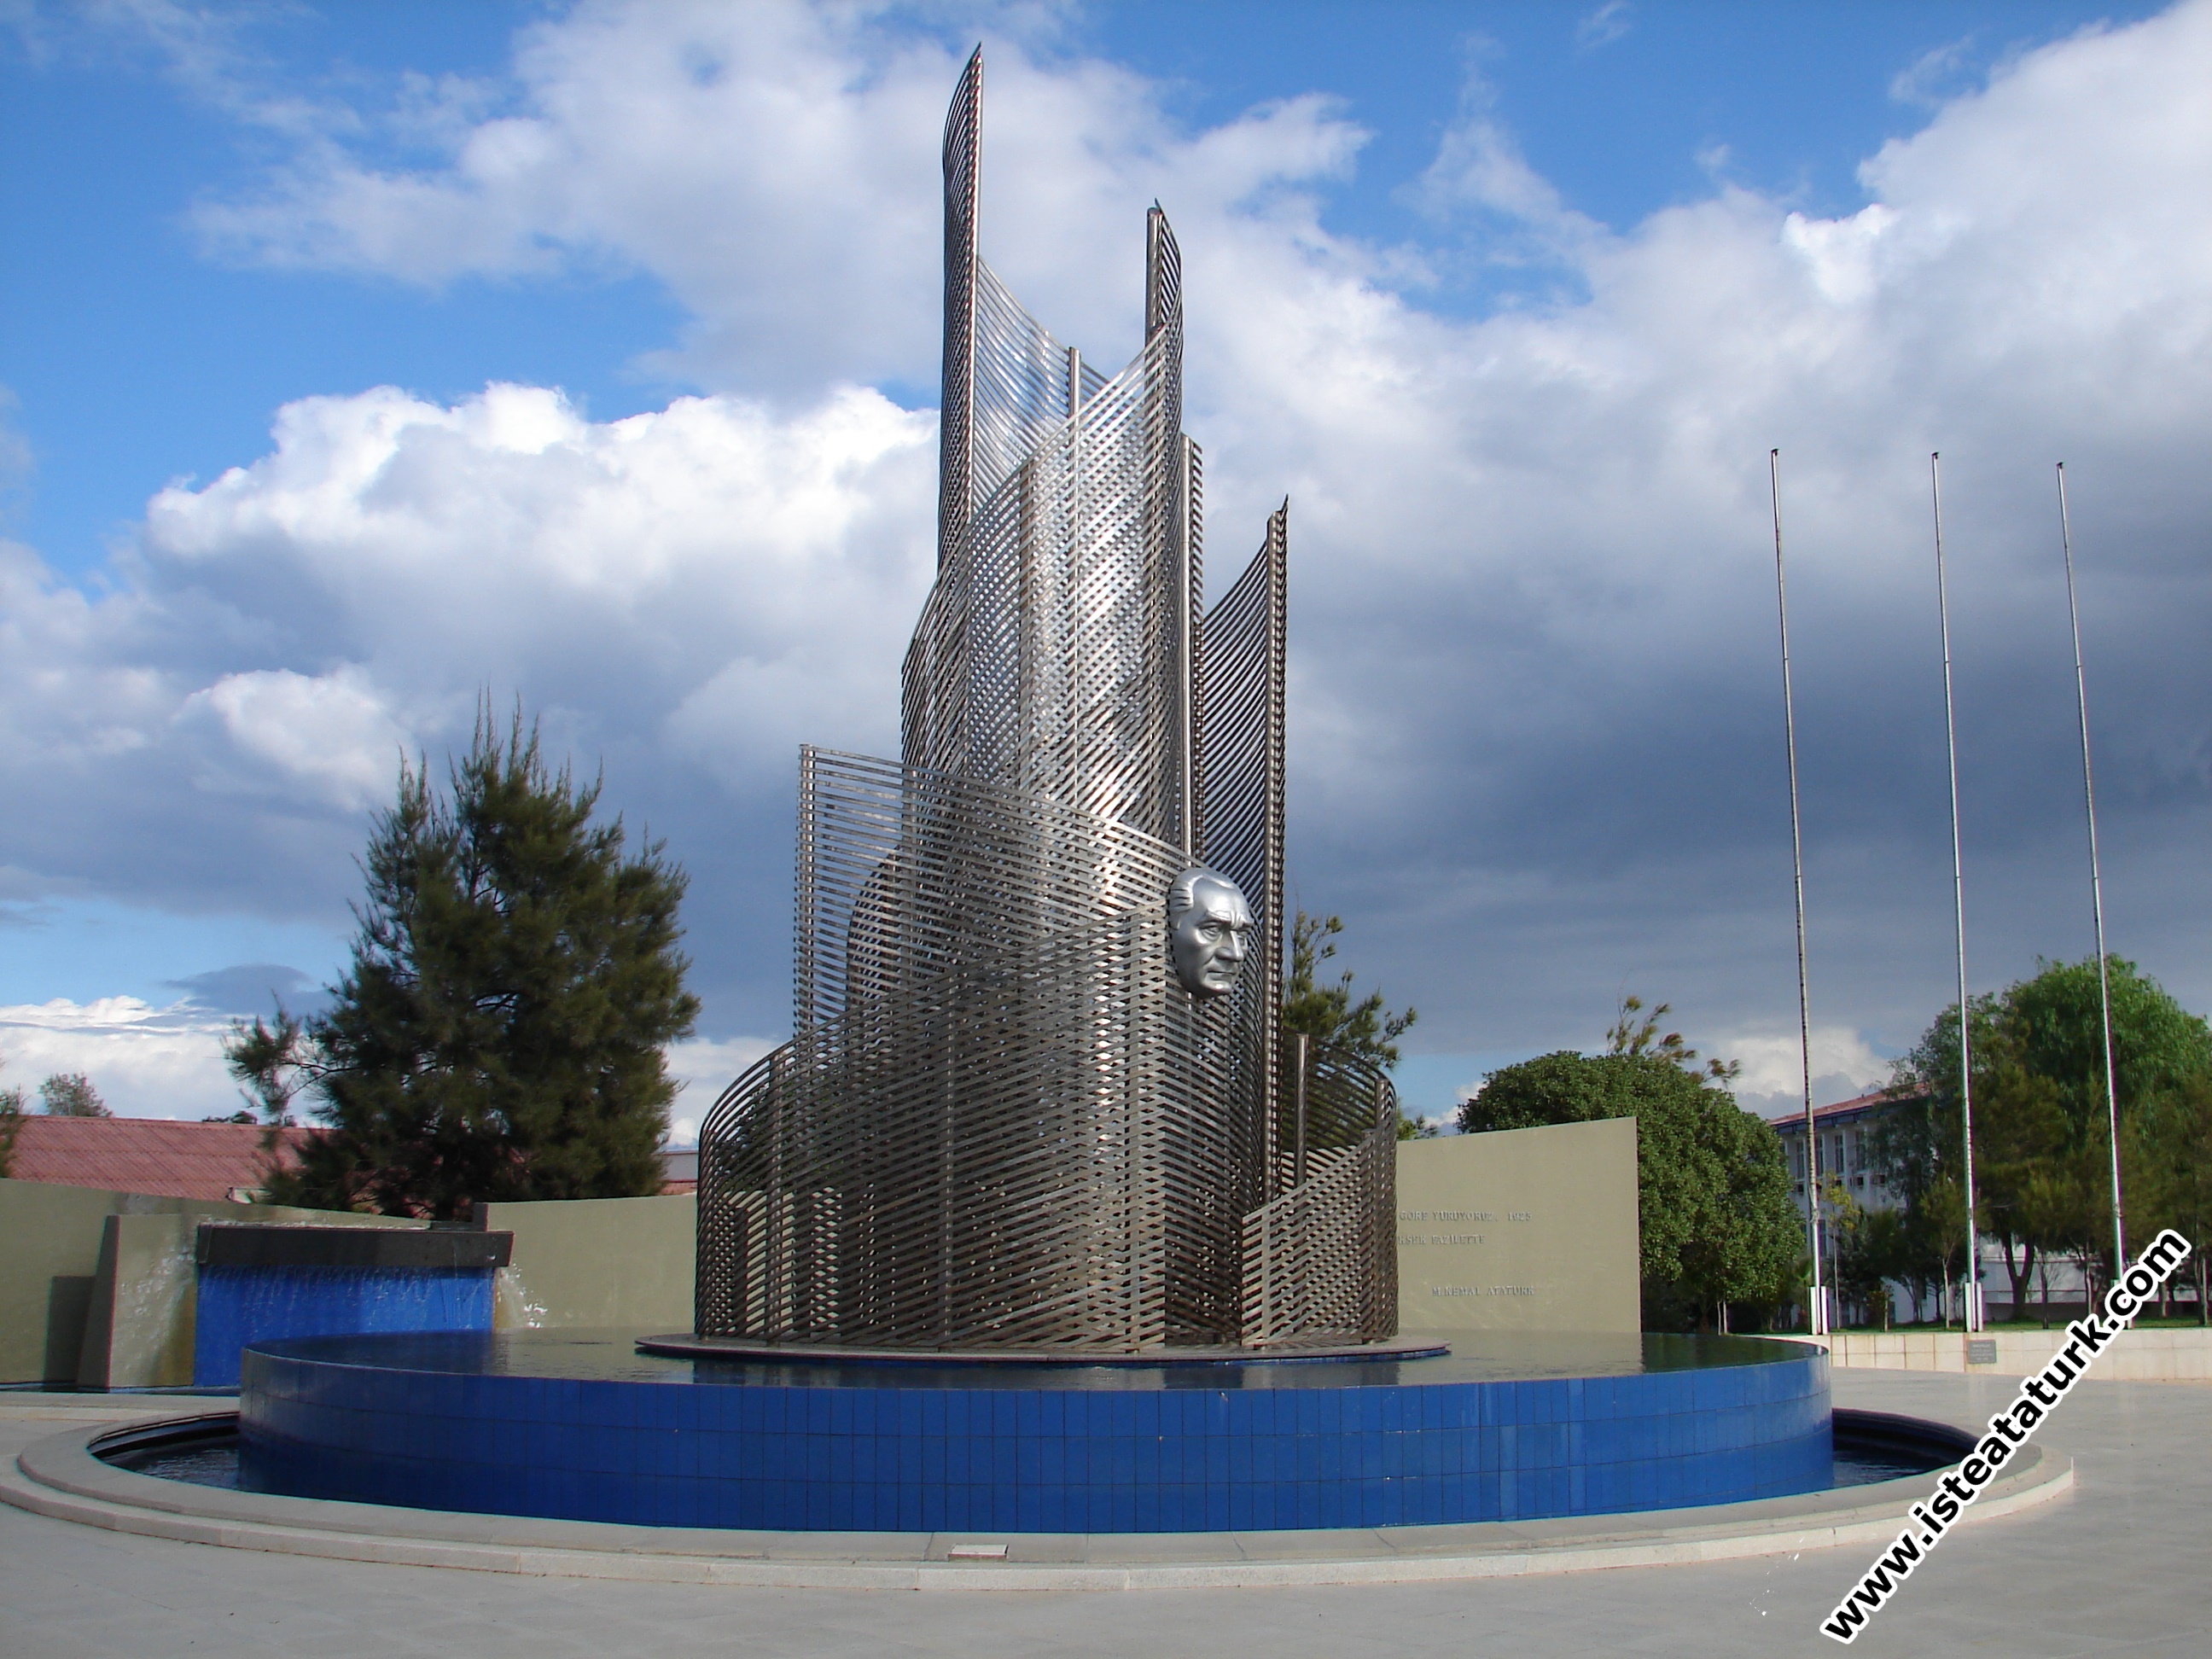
[203,1328,1831,1534]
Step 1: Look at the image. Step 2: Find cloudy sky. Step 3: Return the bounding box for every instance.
[3,0,2208,1135]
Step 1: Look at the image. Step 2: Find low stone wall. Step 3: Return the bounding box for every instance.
[1816,1325,2212,1381]
[480,1193,693,1333]
[0,1179,694,1388]
[0,1180,421,1388]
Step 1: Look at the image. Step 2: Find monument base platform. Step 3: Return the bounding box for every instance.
[636,1334,1450,1366]
[233,1329,1830,1534]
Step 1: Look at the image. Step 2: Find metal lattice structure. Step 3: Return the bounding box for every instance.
[697,49,1394,1352]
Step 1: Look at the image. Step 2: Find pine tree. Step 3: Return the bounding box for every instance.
[1282,911,1417,1067]
[227,708,699,1218]
[1280,911,1429,1136]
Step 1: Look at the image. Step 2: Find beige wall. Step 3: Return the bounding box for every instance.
[1,1179,696,1386]
[0,1179,420,1387]
[22,1142,1650,1374]
[1823,1325,2212,1381]
[76,1212,197,1389]
[1394,1118,1640,1335]
[0,1181,130,1384]
[480,1193,695,1333]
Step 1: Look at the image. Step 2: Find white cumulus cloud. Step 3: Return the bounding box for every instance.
[185,2,1368,397]
[1717,1026,1896,1121]
[9,0,2212,1082]
[0,997,780,1132]
[662,1034,781,1146]
[179,665,410,809]
[0,998,243,1121]
[0,378,934,908]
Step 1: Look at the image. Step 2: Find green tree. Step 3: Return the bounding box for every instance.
[1897,1170,1967,1324]
[1975,1037,2090,1321]
[1282,911,1417,1069]
[1604,994,1741,1081]
[2005,956,2212,1129]
[2011,957,2209,1297]
[1872,997,1992,1321]
[0,1051,23,1178]
[226,709,700,1219]
[1832,1191,1911,1330]
[38,1073,109,1116]
[1457,1021,1803,1330]
[2126,1072,2212,1323]
[1886,957,2209,1315]
[1885,1016,2091,1322]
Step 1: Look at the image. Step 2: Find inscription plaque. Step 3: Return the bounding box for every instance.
[1395,1118,1638,1334]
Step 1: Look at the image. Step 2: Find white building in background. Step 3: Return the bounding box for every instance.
[1769,1090,1906,1217]
[1766,1090,2092,1325]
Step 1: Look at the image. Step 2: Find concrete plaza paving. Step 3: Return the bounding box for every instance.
[1,1369,2203,1659]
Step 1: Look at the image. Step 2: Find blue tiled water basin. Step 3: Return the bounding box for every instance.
[195,1266,495,1389]
[191,1226,510,1388]
[237,1330,1831,1533]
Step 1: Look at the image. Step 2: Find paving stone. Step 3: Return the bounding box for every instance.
[0,1371,2203,1657]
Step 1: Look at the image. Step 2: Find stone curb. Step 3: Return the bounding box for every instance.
[0,1394,236,1421]
[0,1409,2072,1592]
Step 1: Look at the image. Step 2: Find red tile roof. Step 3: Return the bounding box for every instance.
[3,1115,320,1202]
[658,1147,696,1197]
[1765,1088,1924,1130]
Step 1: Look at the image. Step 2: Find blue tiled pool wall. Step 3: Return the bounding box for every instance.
[194,1266,496,1389]
[238,1348,1831,1533]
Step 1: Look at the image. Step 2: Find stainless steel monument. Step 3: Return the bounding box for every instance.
[696,50,1396,1353]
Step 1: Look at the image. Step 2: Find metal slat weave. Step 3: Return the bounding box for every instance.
[697,49,1393,1352]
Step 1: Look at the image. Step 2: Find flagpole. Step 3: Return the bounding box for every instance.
[1930,454,1982,1331]
[1770,450,1826,1336]
[2057,463,2127,1272]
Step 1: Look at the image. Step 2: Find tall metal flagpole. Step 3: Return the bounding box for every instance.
[1930,454,1983,1331]
[2057,463,2127,1272]
[1770,451,1826,1336]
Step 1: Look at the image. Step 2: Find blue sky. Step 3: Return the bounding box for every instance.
[3,1,2206,1129]
[5,3,2161,575]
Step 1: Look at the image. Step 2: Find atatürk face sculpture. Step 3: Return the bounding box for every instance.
[1167,868,1255,998]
